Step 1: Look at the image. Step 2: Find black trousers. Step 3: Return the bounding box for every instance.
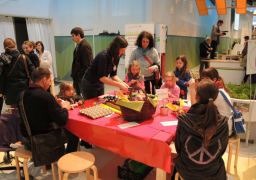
[243,67,249,84]
[199,57,210,77]
[145,80,156,95]
[210,40,218,59]
[73,78,82,96]
[0,97,3,115]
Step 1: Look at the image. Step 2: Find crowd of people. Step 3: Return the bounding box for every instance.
[0,24,237,179]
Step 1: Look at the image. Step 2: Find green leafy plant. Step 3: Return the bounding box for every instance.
[231,39,240,49]
[226,82,256,100]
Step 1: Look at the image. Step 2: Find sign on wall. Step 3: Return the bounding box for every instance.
[125,23,154,67]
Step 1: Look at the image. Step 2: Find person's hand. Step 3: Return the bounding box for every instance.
[148,67,154,72]
[137,81,142,87]
[72,103,78,107]
[176,77,179,82]
[188,78,197,90]
[119,83,128,93]
[56,98,62,104]
[78,100,84,105]
[220,33,223,36]
[168,92,172,97]
[61,101,71,110]
[129,79,137,85]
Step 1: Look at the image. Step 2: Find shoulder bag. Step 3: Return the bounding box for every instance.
[219,90,246,136]
[142,55,162,88]
[7,54,32,84]
[19,91,66,167]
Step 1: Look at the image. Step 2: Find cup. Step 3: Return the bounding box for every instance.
[160,106,169,115]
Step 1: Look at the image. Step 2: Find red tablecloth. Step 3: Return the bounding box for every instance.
[65,97,190,173]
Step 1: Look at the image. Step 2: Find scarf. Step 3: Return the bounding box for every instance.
[0,49,19,75]
[139,47,149,55]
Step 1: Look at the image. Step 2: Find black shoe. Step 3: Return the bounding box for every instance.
[46,164,52,170]
[80,140,92,149]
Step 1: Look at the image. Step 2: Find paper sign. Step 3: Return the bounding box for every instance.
[156,88,169,99]
[183,100,191,107]
[161,121,178,126]
[118,122,140,129]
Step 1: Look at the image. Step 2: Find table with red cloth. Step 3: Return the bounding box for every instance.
[65,96,190,178]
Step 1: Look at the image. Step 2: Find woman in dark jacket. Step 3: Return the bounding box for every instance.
[81,36,129,100]
[22,41,40,68]
[0,38,35,108]
[174,79,229,180]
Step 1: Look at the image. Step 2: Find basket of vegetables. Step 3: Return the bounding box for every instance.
[116,86,158,122]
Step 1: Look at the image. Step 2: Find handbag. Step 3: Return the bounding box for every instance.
[19,91,66,167]
[7,54,32,84]
[142,55,162,88]
[219,90,246,135]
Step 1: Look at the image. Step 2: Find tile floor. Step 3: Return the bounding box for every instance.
[1,67,256,180]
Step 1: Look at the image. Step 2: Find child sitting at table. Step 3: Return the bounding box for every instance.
[56,82,84,107]
[174,55,191,99]
[125,60,145,89]
[172,79,229,180]
[160,71,180,99]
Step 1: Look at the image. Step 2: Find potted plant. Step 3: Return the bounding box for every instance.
[226,82,256,141]
[231,39,240,49]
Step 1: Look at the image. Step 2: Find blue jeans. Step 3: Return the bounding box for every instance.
[81,76,104,100]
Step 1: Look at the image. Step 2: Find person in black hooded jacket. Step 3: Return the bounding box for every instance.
[174,79,229,180]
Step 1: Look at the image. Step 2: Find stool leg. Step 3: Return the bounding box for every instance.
[42,165,47,174]
[58,168,63,180]
[227,143,233,174]
[175,172,180,180]
[23,159,30,180]
[51,163,57,180]
[91,165,98,180]
[63,172,70,180]
[234,139,240,167]
[15,155,21,180]
[86,168,91,180]
[78,139,81,151]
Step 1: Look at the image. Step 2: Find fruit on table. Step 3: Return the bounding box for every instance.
[116,91,129,101]
[166,103,179,111]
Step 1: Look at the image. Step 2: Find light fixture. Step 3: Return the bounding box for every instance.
[195,0,208,15]
[215,0,227,15]
[236,0,247,14]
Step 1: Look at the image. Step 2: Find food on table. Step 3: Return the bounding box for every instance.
[172,100,180,105]
[166,103,179,111]
[79,105,113,119]
[117,91,129,101]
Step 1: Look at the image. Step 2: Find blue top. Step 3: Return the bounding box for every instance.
[174,68,191,92]
[84,49,119,87]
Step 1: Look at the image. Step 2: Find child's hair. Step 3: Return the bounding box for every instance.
[201,67,229,94]
[194,79,219,148]
[164,71,176,86]
[22,41,36,50]
[128,60,141,77]
[175,55,188,80]
[57,82,76,98]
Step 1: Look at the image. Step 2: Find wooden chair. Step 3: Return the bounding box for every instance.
[227,135,240,174]
[175,172,184,180]
[14,145,57,180]
[57,151,98,180]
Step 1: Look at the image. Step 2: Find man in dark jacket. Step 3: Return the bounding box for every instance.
[18,67,79,153]
[71,27,93,96]
[210,20,224,59]
[199,39,212,76]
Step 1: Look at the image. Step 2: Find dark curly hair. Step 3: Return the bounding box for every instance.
[108,36,128,58]
[135,31,155,49]
[35,41,45,53]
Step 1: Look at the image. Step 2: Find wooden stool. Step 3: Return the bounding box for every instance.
[175,172,184,180]
[14,145,57,180]
[227,135,240,174]
[57,151,98,180]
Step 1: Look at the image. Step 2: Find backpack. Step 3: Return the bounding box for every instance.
[219,90,246,137]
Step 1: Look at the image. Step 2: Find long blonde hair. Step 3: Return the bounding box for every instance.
[164,71,176,86]
[57,82,76,98]
[128,60,141,77]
